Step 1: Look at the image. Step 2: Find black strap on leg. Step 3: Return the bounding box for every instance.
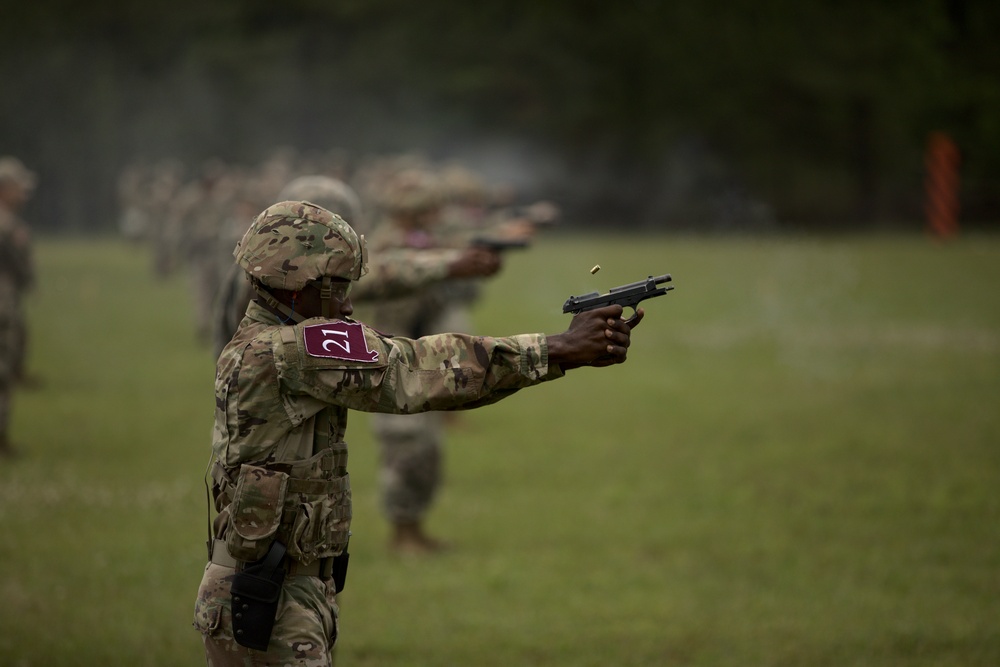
[331,549,349,594]
[231,541,287,650]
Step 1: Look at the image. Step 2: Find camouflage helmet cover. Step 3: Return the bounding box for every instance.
[379,167,444,214]
[234,200,368,290]
[440,164,488,204]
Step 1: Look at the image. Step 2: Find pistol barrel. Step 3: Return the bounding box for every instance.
[562,272,674,314]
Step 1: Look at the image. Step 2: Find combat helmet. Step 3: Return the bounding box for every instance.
[440,164,488,205]
[234,200,368,322]
[278,175,365,234]
[0,156,36,190]
[379,167,444,215]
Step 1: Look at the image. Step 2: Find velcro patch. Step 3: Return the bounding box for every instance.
[303,321,379,363]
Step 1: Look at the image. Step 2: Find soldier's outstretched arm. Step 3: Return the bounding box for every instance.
[351,247,501,301]
[275,305,643,414]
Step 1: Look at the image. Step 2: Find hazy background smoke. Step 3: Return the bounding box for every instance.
[2,1,998,233]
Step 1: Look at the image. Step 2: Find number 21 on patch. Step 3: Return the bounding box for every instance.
[303,321,379,363]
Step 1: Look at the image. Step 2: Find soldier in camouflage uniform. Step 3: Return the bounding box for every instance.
[0,157,36,457]
[365,166,518,554]
[193,200,641,665]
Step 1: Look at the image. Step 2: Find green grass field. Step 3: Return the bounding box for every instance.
[1,233,998,666]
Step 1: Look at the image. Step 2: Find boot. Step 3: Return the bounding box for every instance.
[389,520,449,556]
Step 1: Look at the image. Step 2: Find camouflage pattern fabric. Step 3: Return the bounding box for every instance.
[234,201,367,290]
[363,217,454,336]
[351,247,457,302]
[225,464,291,561]
[196,299,562,663]
[211,262,256,359]
[195,563,339,667]
[372,411,443,522]
[376,166,445,215]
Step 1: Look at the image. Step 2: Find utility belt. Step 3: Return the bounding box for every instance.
[210,539,349,651]
[210,538,346,582]
[210,455,352,565]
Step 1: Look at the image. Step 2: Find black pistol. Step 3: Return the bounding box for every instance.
[562,274,674,319]
[470,236,531,252]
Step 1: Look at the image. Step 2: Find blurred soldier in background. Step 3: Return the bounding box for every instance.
[145,160,186,278]
[211,174,502,359]
[175,160,245,344]
[116,160,152,243]
[362,162,557,554]
[434,163,494,336]
[115,150,553,371]
[0,156,37,457]
[365,166,514,554]
[431,164,558,342]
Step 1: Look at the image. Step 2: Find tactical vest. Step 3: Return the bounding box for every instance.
[211,441,351,565]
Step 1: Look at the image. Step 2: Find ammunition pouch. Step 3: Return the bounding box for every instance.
[226,464,289,562]
[231,540,287,651]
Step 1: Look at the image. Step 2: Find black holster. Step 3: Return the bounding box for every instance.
[332,549,349,594]
[231,541,286,651]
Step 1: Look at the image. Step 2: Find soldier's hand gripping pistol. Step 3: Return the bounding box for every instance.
[562,274,674,323]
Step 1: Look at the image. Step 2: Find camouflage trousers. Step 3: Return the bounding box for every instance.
[372,411,443,522]
[194,563,339,667]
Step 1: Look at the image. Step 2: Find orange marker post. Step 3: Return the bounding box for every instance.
[924,132,960,240]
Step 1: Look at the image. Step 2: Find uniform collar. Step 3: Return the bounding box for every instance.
[245,298,360,328]
[245,299,285,326]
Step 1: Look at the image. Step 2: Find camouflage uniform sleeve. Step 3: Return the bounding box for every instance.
[351,248,460,302]
[273,322,564,414]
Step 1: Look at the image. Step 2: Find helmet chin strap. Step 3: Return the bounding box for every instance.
[251,282,306,324]
[251,276,339,323]
[319,275,332,319]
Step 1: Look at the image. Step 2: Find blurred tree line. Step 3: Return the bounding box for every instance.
[1,0,997,232]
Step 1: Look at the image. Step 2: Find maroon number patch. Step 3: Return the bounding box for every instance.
[303,321,379,363]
